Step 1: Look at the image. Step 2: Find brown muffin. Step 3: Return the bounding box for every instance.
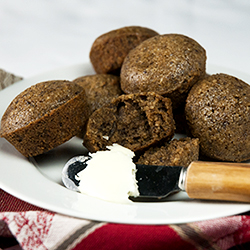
[84,92,175,153]
[172,104,188,134]
[89,26,159,74]
[0,80,88,157]
[173,73,210,134]
[185,73,250,162]
[136,137,199,167]
[73,74,122,116]
[120,34,206,109]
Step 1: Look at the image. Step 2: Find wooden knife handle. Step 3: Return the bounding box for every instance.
[185,161,250,202]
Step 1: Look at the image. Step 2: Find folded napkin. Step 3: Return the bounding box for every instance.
[0,69,22,90]
[1,69,250,250]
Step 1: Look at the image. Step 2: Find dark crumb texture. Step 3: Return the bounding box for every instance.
[73,74,122,116]
[83,92,175,153]
[0,80,88,157]
[136,137,199,167]
[120,34,206,109]
[185,73,250,162]
[89,26,159,74]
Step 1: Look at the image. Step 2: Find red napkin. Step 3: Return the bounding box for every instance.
[1,189,250,250]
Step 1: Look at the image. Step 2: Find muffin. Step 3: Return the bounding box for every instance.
[173,74,210,134]
[84,92,175,153]
[73,74,122,116]
[0,80,88,157]
[136,137,199,167]
[185,73,250,162]
[89,26,159,74]
[120,34,206,109]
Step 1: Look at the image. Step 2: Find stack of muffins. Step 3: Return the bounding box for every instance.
[1,26,250,165]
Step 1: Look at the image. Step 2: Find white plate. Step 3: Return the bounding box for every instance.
[0,63,250,225]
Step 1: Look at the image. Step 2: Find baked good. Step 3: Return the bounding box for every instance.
[185,73,250,162]
[173,74,210,134]
[120,34,206,109]
[0,80,88,157]
[172,105,188,134]
[89,26,159,74]
[84,92,175,153]
[73,74,122,116]
[136,137,199,167]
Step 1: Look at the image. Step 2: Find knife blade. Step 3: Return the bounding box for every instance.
[131,164,183,200]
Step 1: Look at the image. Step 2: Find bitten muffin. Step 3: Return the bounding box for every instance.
[89,26,159,74]
[185,73,250,162]
[0,80,88,157]
[73,74,122,117]
[120,34,206,109]
[84,92,175,153]
[136,137,199,167]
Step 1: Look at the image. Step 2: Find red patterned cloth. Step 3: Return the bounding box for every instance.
[1,189,250,250]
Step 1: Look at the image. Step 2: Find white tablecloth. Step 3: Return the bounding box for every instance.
[0,0,250,79]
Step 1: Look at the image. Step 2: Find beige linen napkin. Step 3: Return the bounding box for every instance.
[0,69,22,90]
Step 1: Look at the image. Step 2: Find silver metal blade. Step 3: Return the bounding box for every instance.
[131,164,183,201]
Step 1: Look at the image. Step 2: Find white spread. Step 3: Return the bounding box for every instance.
[77,144,139,203]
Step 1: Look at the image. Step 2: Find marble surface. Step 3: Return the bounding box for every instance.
[0,0,250,79]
